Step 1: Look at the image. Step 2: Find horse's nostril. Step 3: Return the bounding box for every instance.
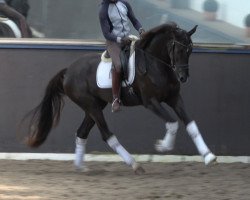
[180,77,186,83]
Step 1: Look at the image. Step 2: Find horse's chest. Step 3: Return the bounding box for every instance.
[168,83,180,94]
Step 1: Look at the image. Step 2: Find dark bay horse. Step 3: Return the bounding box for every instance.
[23,23,216,173]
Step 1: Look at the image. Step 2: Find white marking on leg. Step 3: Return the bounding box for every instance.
[74,137,87,171]
[186,121,216,165]
[155,121,178,152]
[107,136,135,166]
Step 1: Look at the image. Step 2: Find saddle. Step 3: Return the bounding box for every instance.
[102,35,138,81]
[97,51,136,89]
[103,44,130,81]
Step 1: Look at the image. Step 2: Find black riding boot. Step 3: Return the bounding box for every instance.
[111,69,121,112]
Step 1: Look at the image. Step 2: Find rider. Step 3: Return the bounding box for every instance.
[6,0,30,19]
[99,0,145,112]
[0,0,29,37]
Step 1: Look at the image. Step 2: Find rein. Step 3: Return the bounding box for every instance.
[135,39,192,72]
[135,46,172,69]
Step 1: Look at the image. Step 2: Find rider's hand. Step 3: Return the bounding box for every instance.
[121,37,132,45]
[139,28,146,38]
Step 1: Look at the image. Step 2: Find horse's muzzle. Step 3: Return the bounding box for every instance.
[177,69,189,83]
[174,64,189,83]
[180,76,188,83]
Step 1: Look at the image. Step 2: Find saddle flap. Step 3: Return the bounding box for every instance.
[97,52,136,89]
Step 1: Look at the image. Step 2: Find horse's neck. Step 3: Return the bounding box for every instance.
[136,46,171,71]
[138,35,172,62]
[136,39,179,85]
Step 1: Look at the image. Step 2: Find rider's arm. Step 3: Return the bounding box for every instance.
[0,2,29,37]
[122,1,142,31]
[99,4,120,43]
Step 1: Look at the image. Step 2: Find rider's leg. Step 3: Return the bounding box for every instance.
[106,40,122,112]
[111,68,122,112]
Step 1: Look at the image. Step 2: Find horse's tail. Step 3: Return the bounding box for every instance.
[25,68,67,148]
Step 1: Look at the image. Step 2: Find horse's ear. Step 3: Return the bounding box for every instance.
[188,25,198,36]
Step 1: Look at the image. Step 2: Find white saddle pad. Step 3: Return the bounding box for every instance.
[96,52,136,88]
[0,17,21,38]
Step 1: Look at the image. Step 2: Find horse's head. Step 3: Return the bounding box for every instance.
[166,25,197,83]
[138,23,197,83]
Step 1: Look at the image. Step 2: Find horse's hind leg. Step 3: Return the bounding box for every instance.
[74,114,95,171]
[168,95,217,165]
[88,105,145,174]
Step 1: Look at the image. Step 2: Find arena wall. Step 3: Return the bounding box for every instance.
[0,44,249,156]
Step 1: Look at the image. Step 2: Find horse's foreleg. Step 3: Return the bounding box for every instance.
[157,121,179,151]
[74,114,95,171]
[170,95,217,165]
[89,107,145,174]
[148,98,179,152]
[186,121,216,165]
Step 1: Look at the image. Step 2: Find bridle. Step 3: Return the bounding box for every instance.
[168,39,193,71]
[136,39,193,72]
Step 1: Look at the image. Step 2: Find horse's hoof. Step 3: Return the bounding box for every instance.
[75,166,89,173]
[132,163,145,175]
[134,166,145,175]
[155,140,174,152]
[204,153,217,166]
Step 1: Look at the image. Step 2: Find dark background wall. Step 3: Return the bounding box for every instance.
[0,46,249,156]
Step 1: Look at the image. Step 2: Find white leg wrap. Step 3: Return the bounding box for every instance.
[74,137,87,170]
[107,136,135,166]
[186,121,217,165]
[155,121,178,152]
[186,121,210,156]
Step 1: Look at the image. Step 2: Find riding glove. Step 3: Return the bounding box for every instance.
[121,37,132,45]
[139,28,146,38]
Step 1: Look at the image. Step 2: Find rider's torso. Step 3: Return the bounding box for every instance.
[107,1,130,38]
